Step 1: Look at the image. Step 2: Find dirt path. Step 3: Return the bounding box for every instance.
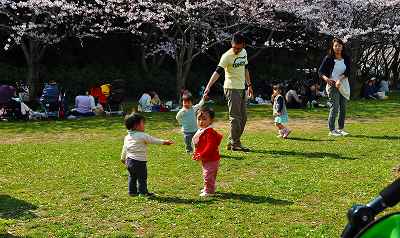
[0,117,388,144]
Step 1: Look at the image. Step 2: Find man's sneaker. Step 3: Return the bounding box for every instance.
[128,193,138,197]
[199,191,214,197]
[329,130,342,137]
[226,143,232,150]
[232,145,250,152]
[139,192,155,197]
[337,130,349,136]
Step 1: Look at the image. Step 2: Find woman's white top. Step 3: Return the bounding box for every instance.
[326,59,351,100]
[331,59,346,81]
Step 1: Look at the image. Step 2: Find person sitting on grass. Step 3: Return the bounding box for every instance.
[285,83,303,109]
[40,80,59,104]
[305,82,325,108]
[377,77,390,97]
[138,91,152,112]
[150,91,162,112]
[192,107,223,197]
[70,90,96,117]
[363,78,378,100]
[176,93,205,154]
[272,84,291,139]
[120,113,174,197]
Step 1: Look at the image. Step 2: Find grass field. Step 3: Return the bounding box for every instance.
[1,94,400,237]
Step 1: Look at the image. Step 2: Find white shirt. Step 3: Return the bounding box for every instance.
[138,93,152,112]
[286,90,302,103]
[331,59,346,81]
[326,59,351,100]
[120,131,165,162]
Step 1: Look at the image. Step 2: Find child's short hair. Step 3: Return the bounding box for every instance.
[273,84,284,92]
[197,106,215,119]
[124,113,145,130]
[181,93,193,102]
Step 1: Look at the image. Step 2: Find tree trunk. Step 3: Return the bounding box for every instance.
[391,47,400,89]
[21,39,46,101]
[182,34,194,87]
[176,53,184,99]
[349,39,362,98]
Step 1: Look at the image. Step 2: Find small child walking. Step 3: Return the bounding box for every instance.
[272,85,291,139]
[176,93,205,153]
[121,113,174,197]
[192,107,223,197]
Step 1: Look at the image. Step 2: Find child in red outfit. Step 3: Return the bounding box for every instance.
[192,107,223,197]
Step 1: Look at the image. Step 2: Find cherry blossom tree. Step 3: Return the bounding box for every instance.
[99,0,170,81]
[281,0,400,92]
[145,0,297,96]
[288,0,400,41]
[0,0,102,99]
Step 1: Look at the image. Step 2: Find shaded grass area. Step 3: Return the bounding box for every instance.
[1,92,399,135]
[0,93,400,237]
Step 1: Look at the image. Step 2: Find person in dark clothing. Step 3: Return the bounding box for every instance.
[40,80,59,104]
[0,85,23,120]
[363,78,378,99]
[0,85,16,104]
[305,82,324,108]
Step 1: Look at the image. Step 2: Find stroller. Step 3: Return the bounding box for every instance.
[341,178,400,238]
[0,85,23,121]
[105,79,125,116]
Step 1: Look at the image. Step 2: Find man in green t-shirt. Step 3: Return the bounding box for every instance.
[203,33,253,152]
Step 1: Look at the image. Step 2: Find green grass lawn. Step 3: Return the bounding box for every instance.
[1,93,400,237]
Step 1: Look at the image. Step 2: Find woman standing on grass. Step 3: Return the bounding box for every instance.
[318,38,351,137]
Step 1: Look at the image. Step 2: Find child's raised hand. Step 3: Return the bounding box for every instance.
[163,140,174,145]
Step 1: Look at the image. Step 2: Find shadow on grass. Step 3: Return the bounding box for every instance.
[149,193,293,205]
[0,233,23,238]
[0,195,38,219]
[252,149,357,160]
[215,192,293,205]
[349,134,400,140]
[286,137,330,142]
[220,154,245,160]
[148,196,214,204]
[0,112,177,133]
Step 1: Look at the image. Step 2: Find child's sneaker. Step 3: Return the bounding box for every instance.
[283,129,292,139]
[199,191,214,197]
[277,129,283,138]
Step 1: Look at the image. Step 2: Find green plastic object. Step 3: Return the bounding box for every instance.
[358,213,400,238]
